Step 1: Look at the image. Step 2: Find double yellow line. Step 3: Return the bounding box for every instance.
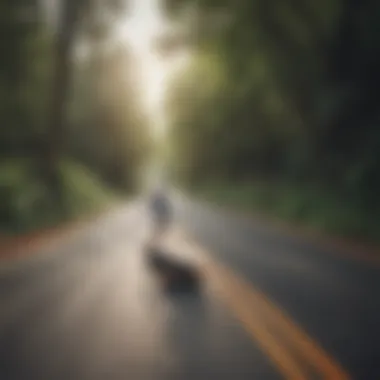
[169,229,351,380]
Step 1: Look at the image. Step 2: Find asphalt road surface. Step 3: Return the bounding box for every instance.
[0,197,379,379]
[176,196,380,380]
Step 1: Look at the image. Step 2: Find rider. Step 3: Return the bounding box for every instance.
[149,186,173,243]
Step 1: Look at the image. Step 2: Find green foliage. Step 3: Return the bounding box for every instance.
[195,182,380,244]
[167,0,380,242]
[67,46,152,193]
[0,159,115,233]
[0,3,52,149]
[0,2,151,232]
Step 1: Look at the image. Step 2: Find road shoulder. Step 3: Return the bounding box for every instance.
[0,203,123,262]
[183,196,380,264]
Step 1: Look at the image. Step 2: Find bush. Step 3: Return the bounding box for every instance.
[194,181,380,245]
[0,158,117,234]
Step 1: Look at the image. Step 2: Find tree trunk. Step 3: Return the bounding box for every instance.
[44,1,81,214]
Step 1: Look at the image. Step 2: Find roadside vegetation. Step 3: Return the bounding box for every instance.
[0,2,151,234]
[194,182,380,244]
[166,0,380,245]
[2,1,380,246]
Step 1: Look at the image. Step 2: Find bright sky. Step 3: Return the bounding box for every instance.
[118,0,190,139]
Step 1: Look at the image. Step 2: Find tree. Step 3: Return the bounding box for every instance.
[166,0,380,206]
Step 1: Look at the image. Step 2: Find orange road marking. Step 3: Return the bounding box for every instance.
[167,228,351,379]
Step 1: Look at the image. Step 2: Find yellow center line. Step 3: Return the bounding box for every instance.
[202,262,309,380]
[207,260,350,380]
[166,228,351,380]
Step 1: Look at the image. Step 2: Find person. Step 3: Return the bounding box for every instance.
[148,187,173,243]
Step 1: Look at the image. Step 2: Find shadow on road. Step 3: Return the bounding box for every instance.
[144,244,203,296]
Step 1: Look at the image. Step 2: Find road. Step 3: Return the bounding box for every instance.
[0,198,379,379]
[176,197,380,379]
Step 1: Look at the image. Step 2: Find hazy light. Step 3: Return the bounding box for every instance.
[118,0,191,139]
